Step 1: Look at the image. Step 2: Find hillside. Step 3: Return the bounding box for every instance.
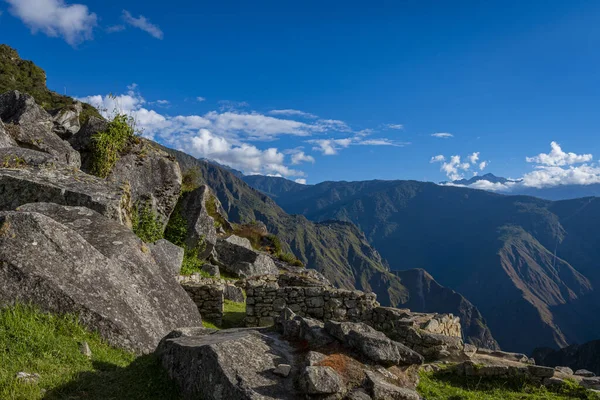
[243,176,600,353]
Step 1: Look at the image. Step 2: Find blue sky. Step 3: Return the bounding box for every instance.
[2,0,600,187]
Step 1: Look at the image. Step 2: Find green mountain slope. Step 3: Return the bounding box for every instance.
[243,176,600,353]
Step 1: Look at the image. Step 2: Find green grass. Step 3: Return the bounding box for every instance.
[418,372,600,400]
[202,300,246,330]
[0,304,180,400]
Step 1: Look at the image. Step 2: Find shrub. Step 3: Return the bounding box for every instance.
[132,201,163,243]
[90,113,136,178]
[163,202,187,247]
[179,243,206,276]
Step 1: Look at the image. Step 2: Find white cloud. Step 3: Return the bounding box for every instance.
[6,0,97,45]
[431,132,454,138]
[155,99,169,105]
[106,24,125,33]
[357,138,408,147]
[441,142,600,192]
[526,141,592,166]
[291,151,315,165]
[431,153,480,181]
[295,179,307,185]
[309,138,352,155]
[122,10,163,39]
[269,109,318,119]
[468,152,480,164]
[196,96,206,102]
[385,124,404,130]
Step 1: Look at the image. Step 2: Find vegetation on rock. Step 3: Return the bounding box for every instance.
[0,304,179,400]
[132,200,164,243]
[90,113,137,178]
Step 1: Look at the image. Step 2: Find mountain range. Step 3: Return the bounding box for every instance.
[243,175,600,353]
[446,173,600,201]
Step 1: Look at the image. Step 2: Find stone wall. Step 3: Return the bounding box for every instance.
[245,278,463,358]
[179,276,224,325]
[245,276,378,327]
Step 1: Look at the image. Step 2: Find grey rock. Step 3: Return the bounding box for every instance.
[0,119,18,148]
[527,365,555,378]
[150,239,184,275]
[201,263,220,278]
[306,351,327,366]
[298,316,336,347]
[16,372,41,384]
[214,237,278,278]
[365,371,420,400]
[273,364,291,377]
[463,343,477,358]
[544,377,567,387]
[0,147,59,168]
[177,185,219,259]
[0,91,80,167]
[554,366,574,375]
[68,116,107,171]
[575,369,596,377]
[0,204,202,353]
[299,366,344,395]
[224,284,245,303]
[325,321,424,366]
[476,348,531,364]
[226,234,253,250]
[108,140,182,229]
[79,341,92,358]
[0,167,133,227]
[581,377,600,390]
[157,328,300,399]
[347,389,373,400]
[50,103,82,139]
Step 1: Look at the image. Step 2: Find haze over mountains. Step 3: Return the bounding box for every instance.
[243,174,600,353]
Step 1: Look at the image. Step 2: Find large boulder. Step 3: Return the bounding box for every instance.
[50,102,82,139]
[0,119,18,148]
[299,366,345,395]
[150,239,184,275]
[0,91,80,167]
[108,140,182,229]
[0,166,132,227]
[365,371,420,400]
[176,185,220,259]
[325,321,424,367]
[157,328,300,399]
[214,236,279,278]
[0,203,202,353]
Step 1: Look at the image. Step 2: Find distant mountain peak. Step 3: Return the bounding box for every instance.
[446,173,520,186]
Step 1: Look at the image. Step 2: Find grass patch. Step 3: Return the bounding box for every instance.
[179,245,206,276]
[0,304,180,400]
[181,167,201,193]
[221,300,246,329]
[417,371,600,400]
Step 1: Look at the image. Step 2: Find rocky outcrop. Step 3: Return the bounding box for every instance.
[0,146,59,168]
[108,140,182,229]
[69,116,107,172]
[176,185,219,258]
[50,102,82,139]
[157,328,300,400]
[0,91,80,167]
[0,166,133,227]
[0,119,17,147]
[150,239,184,275]
[325,320,425,366]
[214,236,278,278]
[0,203,202,353]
